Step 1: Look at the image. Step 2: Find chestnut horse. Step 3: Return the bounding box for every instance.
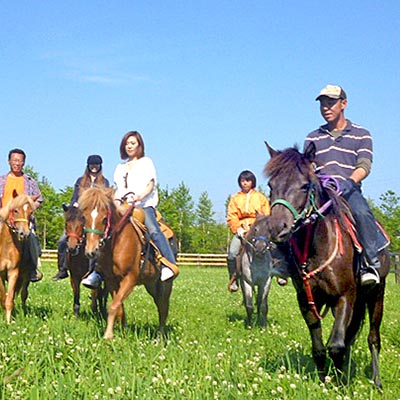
[264,142,390,388]
[63,204,107,317]
[78,187,173,340]
[0,193,39,323]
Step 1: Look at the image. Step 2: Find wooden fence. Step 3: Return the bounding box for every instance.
[39,250,400,279]
[40,249,227,267]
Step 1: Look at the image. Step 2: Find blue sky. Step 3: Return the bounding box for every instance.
[2,1,399,221]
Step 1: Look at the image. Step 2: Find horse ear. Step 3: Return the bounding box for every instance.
[62,203,69,212]
[32,195,40,202]
[264,141,278,158]
[105,187,114,199]
[304,142,316,162]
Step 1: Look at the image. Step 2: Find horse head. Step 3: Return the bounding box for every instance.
[78,187,115,259]
[0,192,38,240]
[264,141,320,243]
[246,214,271,256]
[64,205,86,252]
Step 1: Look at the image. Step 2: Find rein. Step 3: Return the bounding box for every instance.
[272,176,342,321]
[291,219,341,320]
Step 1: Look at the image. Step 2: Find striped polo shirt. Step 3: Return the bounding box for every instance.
[304,120,373,181]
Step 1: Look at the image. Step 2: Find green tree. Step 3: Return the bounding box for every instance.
[371,190,400,252]
[23,165,72,249]
[158,183,194,252]
[192,191,215,253]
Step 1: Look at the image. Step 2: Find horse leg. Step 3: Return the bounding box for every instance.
[0,278,6,311]
[104,274,136,340]
[149,280,172,337]
[91,289,99,314]
[5,270,19,323]
[328,295,355,375]
[70,276,81,316]
[299,293,326,380]
[257,276,272,329]
[366,283,385,389]
[241,279,253,327]
[20,280,29,314]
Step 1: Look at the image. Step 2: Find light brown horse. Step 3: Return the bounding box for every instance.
[78,187,173,340]
[63,204,107,317]
[0,192,39,323]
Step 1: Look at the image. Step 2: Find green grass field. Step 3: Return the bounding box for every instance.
[0,263,399,399]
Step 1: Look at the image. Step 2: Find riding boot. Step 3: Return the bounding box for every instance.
[53,240,69,281]
[81,259,103,289]
[227,259,238,292]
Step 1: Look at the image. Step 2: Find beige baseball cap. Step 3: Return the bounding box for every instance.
[316,85,347,101]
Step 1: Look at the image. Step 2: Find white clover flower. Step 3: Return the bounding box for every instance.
[107,388,114,395]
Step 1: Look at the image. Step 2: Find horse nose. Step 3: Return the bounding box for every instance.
[269,219,290,242]
[85,249,97,259]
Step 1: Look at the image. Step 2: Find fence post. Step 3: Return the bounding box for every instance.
[395,254,399,284]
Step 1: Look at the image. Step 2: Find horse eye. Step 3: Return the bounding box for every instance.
[301,183,310,192]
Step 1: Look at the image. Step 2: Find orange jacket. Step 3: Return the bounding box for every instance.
[226,189,270,234]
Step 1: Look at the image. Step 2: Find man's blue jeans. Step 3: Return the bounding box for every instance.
[342,182,379,265]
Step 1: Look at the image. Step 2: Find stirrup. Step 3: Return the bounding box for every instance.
[157,256,179,278]
[361,267,380,286]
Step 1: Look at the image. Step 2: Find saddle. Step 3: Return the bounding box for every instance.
[118,204,176,272]
[342,214,390,254]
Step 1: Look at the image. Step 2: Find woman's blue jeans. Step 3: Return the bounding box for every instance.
[143,207,176,264]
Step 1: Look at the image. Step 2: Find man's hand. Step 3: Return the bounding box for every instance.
[339,178,356,197]
[237,227,246,238]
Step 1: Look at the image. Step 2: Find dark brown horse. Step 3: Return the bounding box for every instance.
[78,187,173,340]
[0,192,39,323]
[264,142,390,388]
[63,204,107,317]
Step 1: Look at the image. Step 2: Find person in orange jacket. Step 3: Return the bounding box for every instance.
[226,170,270,292]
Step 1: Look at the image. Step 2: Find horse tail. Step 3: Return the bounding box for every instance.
[345,291,366,348]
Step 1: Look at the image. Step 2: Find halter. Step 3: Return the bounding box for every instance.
[7,209,30,232]
[84,207,112,243]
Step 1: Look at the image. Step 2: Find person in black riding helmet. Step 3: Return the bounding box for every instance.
[52,155,110,281]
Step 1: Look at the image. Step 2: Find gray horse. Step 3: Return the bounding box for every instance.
[238,215,273,328]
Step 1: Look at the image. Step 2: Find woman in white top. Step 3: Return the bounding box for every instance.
[82,131,179,288]
[114,131,178,281]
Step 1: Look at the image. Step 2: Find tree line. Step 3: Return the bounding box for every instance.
[25,166,400,254]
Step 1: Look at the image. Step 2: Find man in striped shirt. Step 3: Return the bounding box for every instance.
[304,84,380,286]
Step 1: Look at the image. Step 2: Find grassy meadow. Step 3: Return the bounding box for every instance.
[0,263,399,399]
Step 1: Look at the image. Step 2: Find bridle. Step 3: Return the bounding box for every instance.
[83,207,113,246]
[270,175,340,320]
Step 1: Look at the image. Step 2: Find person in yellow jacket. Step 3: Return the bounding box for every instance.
[226,170,270,292]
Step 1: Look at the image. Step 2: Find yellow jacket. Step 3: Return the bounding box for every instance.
[226,189,270,234]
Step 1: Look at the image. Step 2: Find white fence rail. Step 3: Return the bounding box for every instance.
[40,250,227,267]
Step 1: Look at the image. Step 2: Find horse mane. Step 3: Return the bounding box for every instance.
[78,186,115,211]
[0,194,34,221]
[264,146,351,228]
[264,145,311,179]
[65,205,84,221]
